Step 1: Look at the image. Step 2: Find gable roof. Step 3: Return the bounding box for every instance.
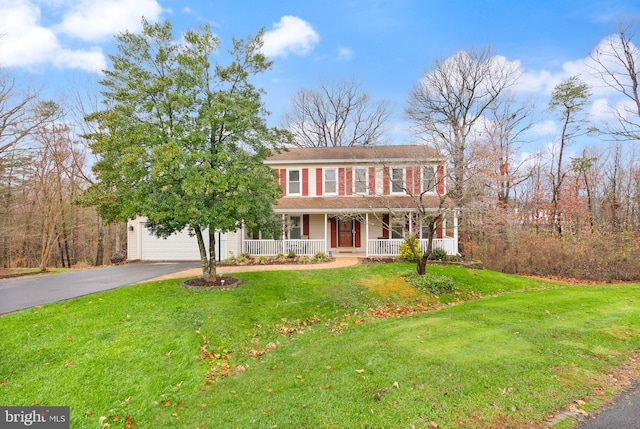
[266,144,444,164]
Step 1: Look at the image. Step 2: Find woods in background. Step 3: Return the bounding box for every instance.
[1,18,639,281]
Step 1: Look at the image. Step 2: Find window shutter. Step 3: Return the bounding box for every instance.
[346,168,353,195]
[437,165,445,194]
[330,218,337,248]
[303,214,310,237]
[302,168,309,196]
[382,214,389,239]
[279,169,287,195]
[406,168,413,195]
[338,168,345,195]
[316,168,323,195]
[368,167,376,195]
[383,167,390,195]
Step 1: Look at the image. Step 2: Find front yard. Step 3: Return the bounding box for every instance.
[1,263,639,428]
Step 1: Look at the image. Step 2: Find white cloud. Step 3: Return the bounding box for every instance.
[55,0,162,42]
[0,0,161,72]
[261,16,319,58]
[528,119,557,136]
[514,68,564,95]
[0,0,59,67]
[337,47,353,60]
[53,46,106,72]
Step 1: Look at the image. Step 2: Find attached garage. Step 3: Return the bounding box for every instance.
[127,218,231,261]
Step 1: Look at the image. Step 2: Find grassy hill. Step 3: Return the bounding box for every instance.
[2,263,639,428]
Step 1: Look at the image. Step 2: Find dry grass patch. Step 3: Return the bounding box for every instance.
[359,275,422,299]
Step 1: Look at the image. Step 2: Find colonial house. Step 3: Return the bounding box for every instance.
[127,144,459,261]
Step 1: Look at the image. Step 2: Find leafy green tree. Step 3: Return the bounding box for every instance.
[80,19,288,281]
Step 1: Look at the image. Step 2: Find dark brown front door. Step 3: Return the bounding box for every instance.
[338,220,353,247]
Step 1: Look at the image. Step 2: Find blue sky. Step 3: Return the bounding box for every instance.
[1,0,638,150]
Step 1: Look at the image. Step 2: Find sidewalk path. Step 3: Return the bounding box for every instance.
[146,257,362,282]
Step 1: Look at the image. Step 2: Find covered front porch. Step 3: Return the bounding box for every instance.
[241,211,459,258]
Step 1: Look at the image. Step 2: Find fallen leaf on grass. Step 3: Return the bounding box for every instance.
[65,336,75,341]
[430,422,439,428]
[296,375,303,379]
[392,381,399,389]
[355,369,365,374]
[64,360,73,367]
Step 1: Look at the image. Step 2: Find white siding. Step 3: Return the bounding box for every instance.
[140,226,207,261]
[127,217,230,261]
[308,214,326,239]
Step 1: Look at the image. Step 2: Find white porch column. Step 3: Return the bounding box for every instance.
[241,221,245,254]
[282,214,286,239]
[365,213,370,257]
[453,211,459,253]
[324,213,328,254]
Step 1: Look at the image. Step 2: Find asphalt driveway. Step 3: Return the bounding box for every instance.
[0,261,199,314]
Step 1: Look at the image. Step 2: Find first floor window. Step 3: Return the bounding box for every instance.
[391,219,405,239]
[289,216,301,239]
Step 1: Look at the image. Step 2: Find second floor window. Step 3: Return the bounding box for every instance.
[324,168,337,194]
[391,167,404,193]
[354,167,367,194]
[288,169,301,195]
[423,166,436,193]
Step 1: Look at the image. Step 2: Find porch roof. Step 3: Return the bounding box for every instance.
[273,195,448,214]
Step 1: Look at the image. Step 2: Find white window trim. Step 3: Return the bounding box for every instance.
[390,167,405,194]
[353,167,368,195]
[323,167,338,195]
[287,168,301,196]
[422,165,437,194]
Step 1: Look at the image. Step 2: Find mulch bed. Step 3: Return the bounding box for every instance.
[182,276,242,289]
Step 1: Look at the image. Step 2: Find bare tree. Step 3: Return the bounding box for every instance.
[589,18,640,141]
[406,46,520,206]
[479,97,533,207]
[282,77,391,147]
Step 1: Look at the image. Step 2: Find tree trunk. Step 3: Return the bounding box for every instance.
[95,218,105,266]
[195,226,217,282]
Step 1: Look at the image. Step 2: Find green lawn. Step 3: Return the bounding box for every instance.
[1,263,639,428]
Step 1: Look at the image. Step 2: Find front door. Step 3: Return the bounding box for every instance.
[338,220,353,247]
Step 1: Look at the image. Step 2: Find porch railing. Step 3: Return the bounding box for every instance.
[243,239,325,257]
[366,238,457,257]
[244,237,457,257]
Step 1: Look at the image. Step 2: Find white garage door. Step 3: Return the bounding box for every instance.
[140,225,227,261]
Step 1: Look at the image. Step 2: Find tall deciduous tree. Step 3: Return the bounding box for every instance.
[81,19,287,281]
[281,77,391,147]
[547,75,591,234]
[406,47,519,206]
